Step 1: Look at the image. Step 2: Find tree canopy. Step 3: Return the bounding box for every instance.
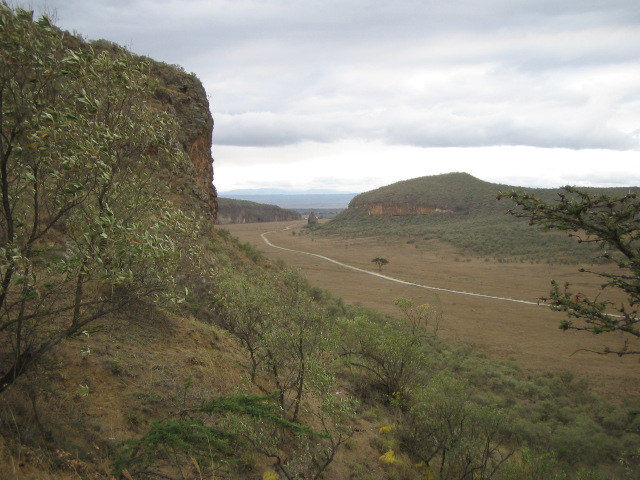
[0,4,194,391]
[499,186,640,355]
[371,257,389,271]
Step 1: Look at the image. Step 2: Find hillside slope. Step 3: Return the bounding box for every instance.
[315,172,639,263]
[349,172,507,214]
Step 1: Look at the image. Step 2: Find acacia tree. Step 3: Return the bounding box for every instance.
[371,257,389,271]
[498,186,640,355]
[0,5,194,391]
[234,391,355,480]
[112,392,310,478]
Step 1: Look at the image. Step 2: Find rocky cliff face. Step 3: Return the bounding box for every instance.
[352,203,454,216]
[62,36,218,222]
[216,198,301,224]
[151,62,217,221]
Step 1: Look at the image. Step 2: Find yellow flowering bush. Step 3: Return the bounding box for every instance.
[379,424,396,433]
[379,449,397,464]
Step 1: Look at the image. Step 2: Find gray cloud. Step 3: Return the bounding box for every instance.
[20,0,640,154]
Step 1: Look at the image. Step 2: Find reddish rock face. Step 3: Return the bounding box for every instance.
[152,63,217,221]
[187,128,217,217]
[353,203,454,216]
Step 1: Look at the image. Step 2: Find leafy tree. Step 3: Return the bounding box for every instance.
[215,271,276,384]
[394,297,439,335]
[215,268,336,422]
[0,5,194,392]
[267,269,337,421]
[372,257,389,271]
[402,373,515,480]
[498,187,640,355]
[215,268,355,478]
[339,309,429,400]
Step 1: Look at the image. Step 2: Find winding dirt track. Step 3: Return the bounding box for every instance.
[226,220,640,400]
[261,226,541,306]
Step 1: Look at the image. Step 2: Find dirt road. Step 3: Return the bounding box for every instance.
[224,220,640,400]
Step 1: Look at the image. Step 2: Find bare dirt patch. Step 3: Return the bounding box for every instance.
[224,220,640,401]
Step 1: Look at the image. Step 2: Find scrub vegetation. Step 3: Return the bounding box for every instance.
[312,173,639,264]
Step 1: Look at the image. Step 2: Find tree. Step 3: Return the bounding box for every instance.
[215,268,336,422]
[0,5,194,392]
[394,297,440,336]
[339,308,429,400]
[372,257,389,271]
[403,373,515,480]
[498,186,640,355]
[215,268,355,478]
[214,270,276,385]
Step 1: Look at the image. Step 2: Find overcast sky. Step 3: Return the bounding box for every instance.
[17,0,640,192]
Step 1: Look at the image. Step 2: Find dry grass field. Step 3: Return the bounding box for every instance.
[224,220,640,402]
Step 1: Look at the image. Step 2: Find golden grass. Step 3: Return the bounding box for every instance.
[224,220,640,401]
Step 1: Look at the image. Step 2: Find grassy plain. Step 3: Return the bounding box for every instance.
[224,220,640,401]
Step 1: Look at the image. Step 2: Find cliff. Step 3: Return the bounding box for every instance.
[216,197,302,224]
[59,36,217,222]
[0,10,223,478]
[353,203,454,216]
[150,62,218,220]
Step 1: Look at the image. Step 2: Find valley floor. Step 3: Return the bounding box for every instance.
[223,220,640,401]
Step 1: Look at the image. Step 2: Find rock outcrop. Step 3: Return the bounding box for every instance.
[150,62,217,221]
[216,198,301,224]
[64,36,218,222]
[352,203,453,216]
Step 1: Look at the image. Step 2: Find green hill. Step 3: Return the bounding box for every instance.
[313,173,640,263]
[349,172,507,213]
